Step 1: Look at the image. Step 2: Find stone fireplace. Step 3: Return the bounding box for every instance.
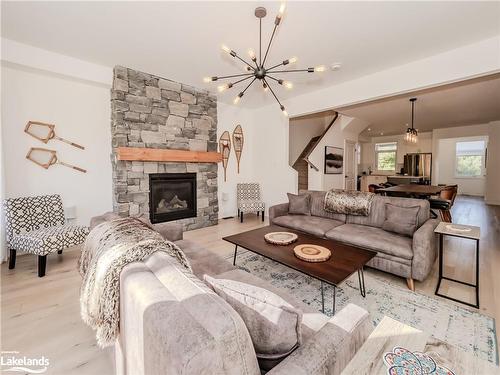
[110,66,218,230]
[149,173,197,223]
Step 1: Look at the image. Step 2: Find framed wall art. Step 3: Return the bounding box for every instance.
[324,146,343,174]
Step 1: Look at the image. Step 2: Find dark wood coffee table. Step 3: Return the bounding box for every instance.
[223,225,376,314]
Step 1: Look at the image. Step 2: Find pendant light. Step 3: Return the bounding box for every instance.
[405,98,418,144]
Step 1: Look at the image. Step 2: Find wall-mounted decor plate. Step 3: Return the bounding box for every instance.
[264,232,298,245]
[294,244,331,262]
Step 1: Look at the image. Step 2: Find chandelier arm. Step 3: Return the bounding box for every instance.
[232,75,255,86]
[216,72,254,80]
[263,78,283,107]
[241,77,257,95]
[259,18,262,66]
[268,69,311,73]
[234,54,255,70]
[266,62,285,71]
[266,75,282,84]
[262,24,278,67]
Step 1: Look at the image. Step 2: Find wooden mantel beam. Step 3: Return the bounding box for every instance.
[116,147,222,163]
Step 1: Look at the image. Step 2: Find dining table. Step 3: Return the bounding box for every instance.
[377,184,445,198]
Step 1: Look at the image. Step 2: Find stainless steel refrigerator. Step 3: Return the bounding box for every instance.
[403,153,432,183]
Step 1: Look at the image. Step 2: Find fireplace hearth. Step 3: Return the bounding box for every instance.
[149,173,197,224]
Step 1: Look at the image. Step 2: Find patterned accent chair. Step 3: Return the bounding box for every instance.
[3,194,89,277]
[236,183,265,223]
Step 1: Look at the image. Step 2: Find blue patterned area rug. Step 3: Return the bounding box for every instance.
[232,250,499,365]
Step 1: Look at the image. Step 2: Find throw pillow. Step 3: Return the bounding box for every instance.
[203,275,302,361]
[287,193,311,215]
[382,203,420,237]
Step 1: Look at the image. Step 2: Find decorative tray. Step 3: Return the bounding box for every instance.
[264,232,298,245]
[445,224,472,233]
[293,244,331,263]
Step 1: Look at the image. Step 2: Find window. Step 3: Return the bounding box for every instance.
[375,142,397,171]
[455,140,486,177]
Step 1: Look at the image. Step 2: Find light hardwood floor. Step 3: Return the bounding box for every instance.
[1,196,499,374]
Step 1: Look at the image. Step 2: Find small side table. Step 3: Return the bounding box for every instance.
[434,222,480,308]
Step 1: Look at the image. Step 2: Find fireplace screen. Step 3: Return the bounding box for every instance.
[149,173,197,223]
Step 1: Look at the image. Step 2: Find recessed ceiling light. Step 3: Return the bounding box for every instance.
[330,63,342,71]
[380,132,384,135]
[367,128,371,131]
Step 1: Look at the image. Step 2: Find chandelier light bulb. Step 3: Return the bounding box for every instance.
[284,81,293,89]
[279,2,286,16]
[221,44,231,54]
[203,77,212,83]
[218,84,228,92]
[233,92,244,105]
[248,49,256,61]
[263,82,269,92]
[314,65,326,72]
[280,105,288,117]
[288,56,298,64]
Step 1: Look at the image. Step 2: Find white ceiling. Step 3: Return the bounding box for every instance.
[2,1,499,108]
[338,75,500,136]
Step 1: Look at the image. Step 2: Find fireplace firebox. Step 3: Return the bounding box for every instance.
[149,173,197,224]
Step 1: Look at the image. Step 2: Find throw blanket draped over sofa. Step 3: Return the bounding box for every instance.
[79,217,191,347]
[324,189,375,216]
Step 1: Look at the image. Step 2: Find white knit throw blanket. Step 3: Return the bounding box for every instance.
[79,217,191,348]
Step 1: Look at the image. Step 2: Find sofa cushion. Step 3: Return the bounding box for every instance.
[287,193,311,215]
[347,195,430,229]
[382,203,420,237]
[326,224,413,260]
[273,215,344,237]
[204,275,303,361]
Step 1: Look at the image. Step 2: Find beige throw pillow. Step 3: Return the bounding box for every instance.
[203,275,302,361]
[382,203,420,237]
[287,193,311,215]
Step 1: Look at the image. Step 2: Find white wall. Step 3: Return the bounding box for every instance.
[436,136,488,196]
[431,124,490,184]
[1,64,113,229]
[485,122,500,205]
[308,115,362,190]
[288,114,329,166]
[216,102,256,218]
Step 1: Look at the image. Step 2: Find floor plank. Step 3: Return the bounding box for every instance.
[1,196,498,374]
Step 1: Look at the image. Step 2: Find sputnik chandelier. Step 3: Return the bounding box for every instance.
[203,3,325,116]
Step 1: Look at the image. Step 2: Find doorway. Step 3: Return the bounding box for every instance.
[344,140,357,190]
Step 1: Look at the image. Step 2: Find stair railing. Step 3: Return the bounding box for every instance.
[302,112,339,171]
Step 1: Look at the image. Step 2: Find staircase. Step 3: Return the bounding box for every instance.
[292,136,320,191]
[291,112,339,191]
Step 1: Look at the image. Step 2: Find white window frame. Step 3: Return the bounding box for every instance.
[454,140,486,179]
[375,142,397,171]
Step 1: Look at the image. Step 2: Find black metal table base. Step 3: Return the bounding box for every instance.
[233,245,367,315]
[435,233,480,309]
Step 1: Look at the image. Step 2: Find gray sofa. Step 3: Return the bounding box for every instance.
[90,213,373,375]
[269,191,439,290]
